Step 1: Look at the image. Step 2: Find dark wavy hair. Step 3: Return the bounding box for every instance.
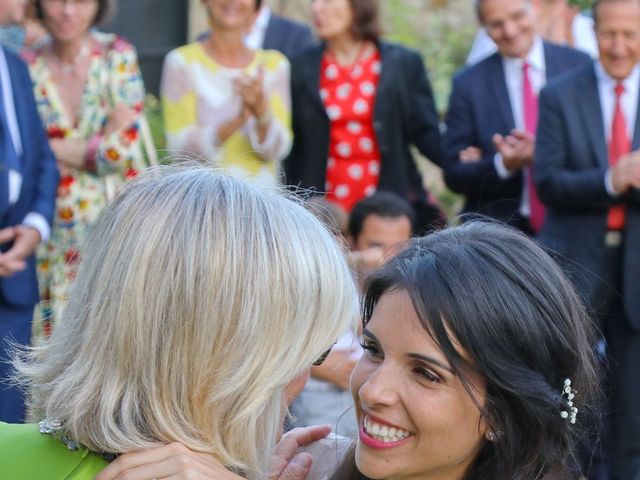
[34,0,111,26]
[348,0,382,42]
[333,222,601,480]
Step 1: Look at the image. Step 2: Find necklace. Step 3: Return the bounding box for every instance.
[325,41,369,86]
[48,39,91,84]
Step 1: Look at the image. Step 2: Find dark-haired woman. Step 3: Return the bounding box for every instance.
[161,0,291,185]
[101,222,601,480]
[284,0,444,232]
[330,222,601,480]
[24,0,146,337]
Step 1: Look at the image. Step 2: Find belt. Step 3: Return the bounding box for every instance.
[605,230,623,248]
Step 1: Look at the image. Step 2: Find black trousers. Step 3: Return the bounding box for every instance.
[592,244,640,480]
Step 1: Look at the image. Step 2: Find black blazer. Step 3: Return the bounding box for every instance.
[284,41,442,207]
[442,42,591,224]
[263,14,314,60]
[534,63,640,330]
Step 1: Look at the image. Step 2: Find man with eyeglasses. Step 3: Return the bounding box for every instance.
[0,0,58,423]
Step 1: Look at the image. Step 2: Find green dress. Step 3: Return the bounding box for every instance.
[0,422,108,479]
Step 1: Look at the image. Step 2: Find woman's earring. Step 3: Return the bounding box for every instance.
[487,430,498,442]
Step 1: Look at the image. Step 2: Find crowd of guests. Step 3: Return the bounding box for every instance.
[0,0,638,479]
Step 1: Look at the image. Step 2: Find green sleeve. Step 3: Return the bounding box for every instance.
[0,422,108,479]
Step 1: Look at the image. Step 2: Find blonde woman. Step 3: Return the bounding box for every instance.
[161,0,292,184]
[0,165,357,479]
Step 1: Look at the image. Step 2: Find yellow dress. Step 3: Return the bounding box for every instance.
[161,42,292,184]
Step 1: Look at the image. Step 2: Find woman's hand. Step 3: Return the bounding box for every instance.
[94,425,332,480]
[50,138,86,171]
[95,442,241,480]
[269,425,332,480]
[234,67,268,121]
[105,104,139,137]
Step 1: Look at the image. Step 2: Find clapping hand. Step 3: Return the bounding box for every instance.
[459,146,482,163]
[234,66,268,122]
[493,129,535,172]
[611,150,640,194]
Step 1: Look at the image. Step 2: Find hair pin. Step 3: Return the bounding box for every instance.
[560,378,578,424]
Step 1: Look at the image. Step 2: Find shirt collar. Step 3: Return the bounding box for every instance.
[594,61,640,93]
[502,36,545,72]
[253,7,271,31]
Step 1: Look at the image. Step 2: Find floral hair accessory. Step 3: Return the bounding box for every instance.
[560,378,578,424]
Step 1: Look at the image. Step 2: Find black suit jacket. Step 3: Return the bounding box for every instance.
[442,42,591,225]
[263,14,314,59]
[534,63,640,330]
[284,41,442,208]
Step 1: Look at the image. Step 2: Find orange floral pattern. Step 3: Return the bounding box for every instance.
[25,32,147,340]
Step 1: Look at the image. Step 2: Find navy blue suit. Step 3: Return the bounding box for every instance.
[535,63,640,479]
[263,13,314,60]
[442,42,591,227]
[0,47,58,423]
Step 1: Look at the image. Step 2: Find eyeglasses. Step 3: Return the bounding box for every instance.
[43,0,97,8]
[313,345,334,366]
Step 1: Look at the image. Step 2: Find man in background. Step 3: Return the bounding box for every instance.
[443,0,591,234]
[0,0,58,423]
[535,0,640,477]
[247,2,314,59]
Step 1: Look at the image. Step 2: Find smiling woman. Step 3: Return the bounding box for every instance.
[336,221,601,480]
[161,0,292,184]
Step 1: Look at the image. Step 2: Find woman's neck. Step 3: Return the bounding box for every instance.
[326,34,366,66]
[51,34,90,64]
[204,29,253,68]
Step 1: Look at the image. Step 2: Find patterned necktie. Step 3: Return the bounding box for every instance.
[523,61,545,233]
[608,83,629,230]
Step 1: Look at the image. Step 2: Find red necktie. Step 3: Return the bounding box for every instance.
[523,62,545,232]
[608,83,629,230]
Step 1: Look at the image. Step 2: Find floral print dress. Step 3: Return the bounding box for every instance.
[23,32,146,338]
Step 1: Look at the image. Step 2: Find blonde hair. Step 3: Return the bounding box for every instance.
[16,165,358,478]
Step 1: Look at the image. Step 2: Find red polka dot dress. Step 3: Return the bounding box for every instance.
[320,49,382,212]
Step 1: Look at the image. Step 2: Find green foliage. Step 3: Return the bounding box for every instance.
[384,2,476,113]
[569,0,592,9]
[143,94,166,153]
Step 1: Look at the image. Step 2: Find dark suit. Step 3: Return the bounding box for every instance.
[442,42,591,227]
[535,62,640,480]
[284,41,444,232]
[263,13,314,59]
[0,47,58,423]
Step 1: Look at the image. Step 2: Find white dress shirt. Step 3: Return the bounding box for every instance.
[595,62,640,196]
[244,7,271,51]
[494,36,546,218]
[0,47,50,241]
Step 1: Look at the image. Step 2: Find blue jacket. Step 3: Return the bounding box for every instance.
[0,46,58,307]
[442,42,591,224]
